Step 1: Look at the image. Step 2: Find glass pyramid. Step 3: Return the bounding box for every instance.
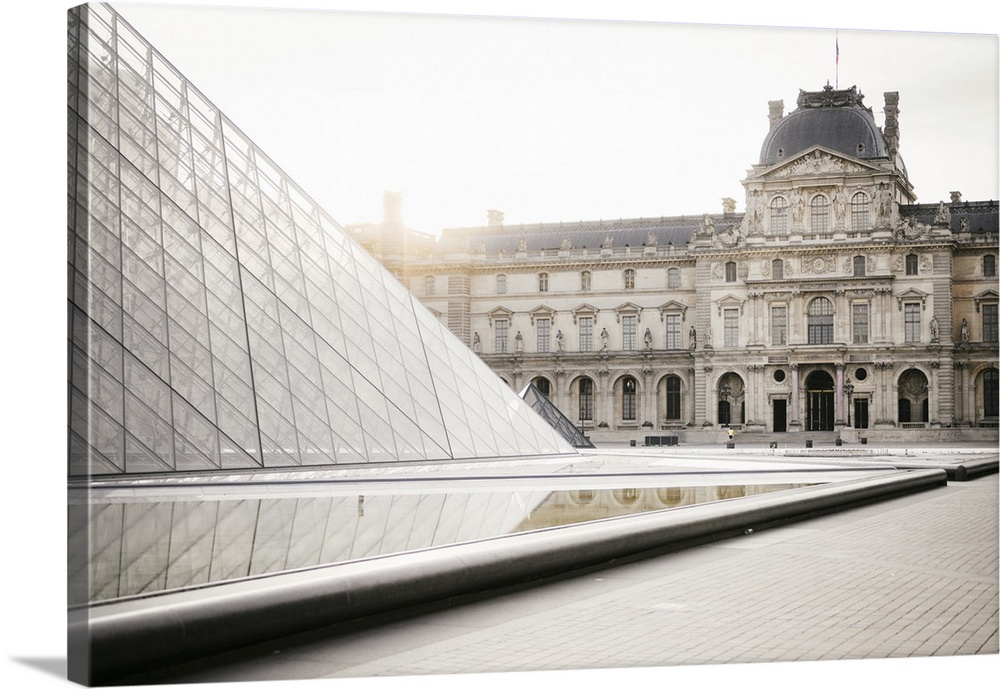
[520,383,596,448]
[67,4,577,477]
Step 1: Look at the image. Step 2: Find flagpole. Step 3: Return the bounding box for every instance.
[836,31,839,89]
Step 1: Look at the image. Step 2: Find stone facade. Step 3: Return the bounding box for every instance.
[352,86,999,444]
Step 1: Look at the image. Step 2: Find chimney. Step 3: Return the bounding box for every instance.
[487,209,504,228]
[768,100,784,128]
[883,92,900,157]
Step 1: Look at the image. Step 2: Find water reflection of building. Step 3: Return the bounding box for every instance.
[356,86,999,444]
[514,484,813,530]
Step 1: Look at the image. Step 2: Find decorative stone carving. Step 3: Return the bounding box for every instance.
[934,202,951,226]
[695,214,716,240]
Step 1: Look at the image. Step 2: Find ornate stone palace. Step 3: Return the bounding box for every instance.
[351,85,999,443]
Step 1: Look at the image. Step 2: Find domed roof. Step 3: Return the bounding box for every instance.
[759,85,889,166]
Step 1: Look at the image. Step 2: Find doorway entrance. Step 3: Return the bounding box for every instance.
[805,370,835,431]
[772,399,787,432]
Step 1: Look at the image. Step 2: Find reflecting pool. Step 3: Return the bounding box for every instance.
[71,481,815,604]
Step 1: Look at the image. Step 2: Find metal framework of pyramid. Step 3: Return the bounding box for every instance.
[67,4,577,477]
[520,383,596,449]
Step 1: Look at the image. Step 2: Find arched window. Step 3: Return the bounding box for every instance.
[581,270,591,291]
[811,195,830,233]
[578,377,594,421]
[496,274,507,294]
[538,272,549,292]
[984,368,999,418]
[807,297,834,344]
[532,377,550,397]
[622,376,637,421]
[725,261,737,282]
[624,268,635,290]
[770,196,788,235]
[772,259,784,280]
[851,192,870,232]
[667,267,680,288]
[985,255,997,278]
[665,376,681,420]
[853,255,866,277]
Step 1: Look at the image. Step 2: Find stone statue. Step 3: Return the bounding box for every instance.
[934,201,951,226]
[689,325,697,350]
[960,318,969,343]
[794,196,807,226]
[561,236,572,251]
[929,316,939,342]
[472,332,481,353]
[514,330,523,352]
[602,235,614,249]
[644,328,653,349]
[517,236,527,252]
[556,329,565,352]
[704,325,712,347]
[600,327,609,350]
[833,188,848,224]
[646,232,658,247]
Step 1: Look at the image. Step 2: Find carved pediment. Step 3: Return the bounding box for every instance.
[487,306,514,324]
[614,301,643,322]
[974,288,999,312]
[765,146,877,179]
[658,300,689,321]
[528,305,556,324]
[571,303,599,324]
[896,287,929,311]
[715,293,746,316]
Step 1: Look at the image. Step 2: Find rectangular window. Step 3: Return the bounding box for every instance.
[771,306,787,346]
[622,315,637,351]
[579,316,593,352]
[853,303,869,344]
[984,304,998,343]
[665,378,681,420]
[724,308,739,347]
[579,378,593,421]
[538,273,549,292]
[904,303,920,343]
[495,319,509,353]
[537,318,551,353]
[665,314,681,350]
[667,268,680,289]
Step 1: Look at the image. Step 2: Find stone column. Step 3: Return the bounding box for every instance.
[789,363,801,429]
[965,366,977,427]
[835,363,845,426]
[928,361,940,426]
[954,363,966,424]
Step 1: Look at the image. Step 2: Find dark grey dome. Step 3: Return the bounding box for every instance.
[759,85,889,166]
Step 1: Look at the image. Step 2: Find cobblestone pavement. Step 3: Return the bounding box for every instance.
[145,472,998,685]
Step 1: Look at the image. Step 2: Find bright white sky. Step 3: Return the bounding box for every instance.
[108,0,999,235]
